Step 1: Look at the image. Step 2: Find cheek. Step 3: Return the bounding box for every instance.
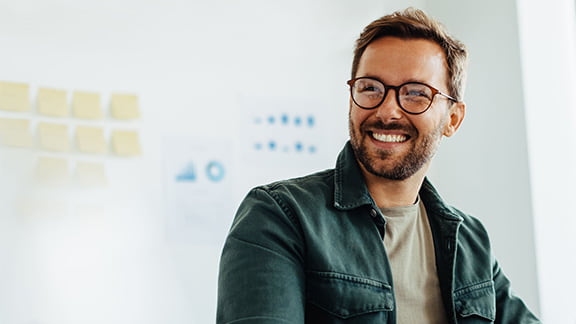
[408,118,438,139]
[349,105,370,124]
[348,100,356,119]
[412,108,450,132]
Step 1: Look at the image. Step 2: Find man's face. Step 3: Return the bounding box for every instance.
[349,36,463,181]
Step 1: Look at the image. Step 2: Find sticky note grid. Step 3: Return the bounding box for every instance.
[0,81,142,187]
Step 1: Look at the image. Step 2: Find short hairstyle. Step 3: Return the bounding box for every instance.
[351,8,468,101]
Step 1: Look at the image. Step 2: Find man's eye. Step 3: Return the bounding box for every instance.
[357,83,383,94]
[361,86,380,92]
[403,87,433,100]
[406,90,429,98]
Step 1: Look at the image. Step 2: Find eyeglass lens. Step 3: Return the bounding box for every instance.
[350,78,434,113]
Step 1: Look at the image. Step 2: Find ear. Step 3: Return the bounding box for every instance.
[443,101,465,137]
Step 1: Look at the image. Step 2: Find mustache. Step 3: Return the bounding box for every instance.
[361,121,416,134]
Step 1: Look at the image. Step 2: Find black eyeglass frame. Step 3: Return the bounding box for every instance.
[346,77,459,115]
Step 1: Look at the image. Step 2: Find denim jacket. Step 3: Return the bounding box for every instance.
[217,142,540,323]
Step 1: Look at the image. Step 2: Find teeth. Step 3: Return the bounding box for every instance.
[372,133,407,143]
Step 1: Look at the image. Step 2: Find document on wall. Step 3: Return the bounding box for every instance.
[236,95,340,190]
[162,136,235,243]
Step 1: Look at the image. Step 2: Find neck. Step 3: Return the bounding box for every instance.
[359,162,429,208]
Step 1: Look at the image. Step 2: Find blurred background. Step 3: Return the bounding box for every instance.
[0,0,574,323]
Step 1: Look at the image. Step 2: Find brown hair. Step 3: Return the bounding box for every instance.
[351,8,468,101]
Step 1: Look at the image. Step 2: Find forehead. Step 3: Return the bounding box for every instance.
[357,36,448,88]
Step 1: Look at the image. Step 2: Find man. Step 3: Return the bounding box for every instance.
[217,8,540,324]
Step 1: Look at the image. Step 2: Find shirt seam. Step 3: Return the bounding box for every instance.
[227,235,300,265]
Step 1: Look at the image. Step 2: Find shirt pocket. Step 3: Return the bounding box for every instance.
[305,270,394,320]
[454,280,496,323]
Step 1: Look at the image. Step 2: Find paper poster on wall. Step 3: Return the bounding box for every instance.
[163,136,235,243]
[237,95,336,188]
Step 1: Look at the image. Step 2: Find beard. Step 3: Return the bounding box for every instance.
[349,115,444,181]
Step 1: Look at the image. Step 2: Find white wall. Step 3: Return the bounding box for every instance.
[0,1,417,323]
[424,0,541,315]
[0,0,549,323]
[517,0,576,322]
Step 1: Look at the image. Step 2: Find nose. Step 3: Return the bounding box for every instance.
[374,87,404,120]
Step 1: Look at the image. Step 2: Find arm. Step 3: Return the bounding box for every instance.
[493,258,541,323]
[217,188,306,324]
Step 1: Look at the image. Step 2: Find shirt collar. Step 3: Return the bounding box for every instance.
[333,141,463,222]
[333,141,375,210]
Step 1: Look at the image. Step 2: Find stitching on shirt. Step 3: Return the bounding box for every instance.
[306,270,393,317]
[307,270,391,290]
[251,186,300,227]
[454,279,494,297]
[308,300,391,319]
[334,153,344,205]
[266,188,299,226]
[227,235,300,265]
[224,316,294,324]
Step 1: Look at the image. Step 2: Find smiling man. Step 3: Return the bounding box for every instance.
[217,8,540,324]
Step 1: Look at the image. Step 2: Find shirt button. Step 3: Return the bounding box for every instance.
[370,208,378,218]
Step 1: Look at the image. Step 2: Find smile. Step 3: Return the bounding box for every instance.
[370,132,409,143]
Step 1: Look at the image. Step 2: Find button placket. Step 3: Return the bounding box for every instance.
[368,207,386,240]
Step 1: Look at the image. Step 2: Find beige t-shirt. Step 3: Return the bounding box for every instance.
[380,199,448,324]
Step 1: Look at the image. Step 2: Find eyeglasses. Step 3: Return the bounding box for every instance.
[347,77,458,115]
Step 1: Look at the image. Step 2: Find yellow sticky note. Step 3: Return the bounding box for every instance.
[111,130,141,156]
[75,126,106,154]
[74,161,107,187]
[35,156,69,185]
[38,122,70,152]
[0,81,30,112]
[0,118,33,147]
[72,91,102,119]
[16,198,69,219]
[37,87,68,117]
[111,94,140,120]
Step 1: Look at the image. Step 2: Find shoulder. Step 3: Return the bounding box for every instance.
[451,206,490,238]
[420,179,491,243]
[228,169,336,252]
[451,207,487,235]
[441,205,493,258]
[234,168,335,224]
[253,168,335,206]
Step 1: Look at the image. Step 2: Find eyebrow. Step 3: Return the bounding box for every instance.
[357,74,430,86]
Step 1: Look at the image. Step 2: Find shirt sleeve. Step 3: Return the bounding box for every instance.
[492,258,541,323]
[217,187,306,324]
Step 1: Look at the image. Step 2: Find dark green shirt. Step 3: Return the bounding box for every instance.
[217,142,540,323]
